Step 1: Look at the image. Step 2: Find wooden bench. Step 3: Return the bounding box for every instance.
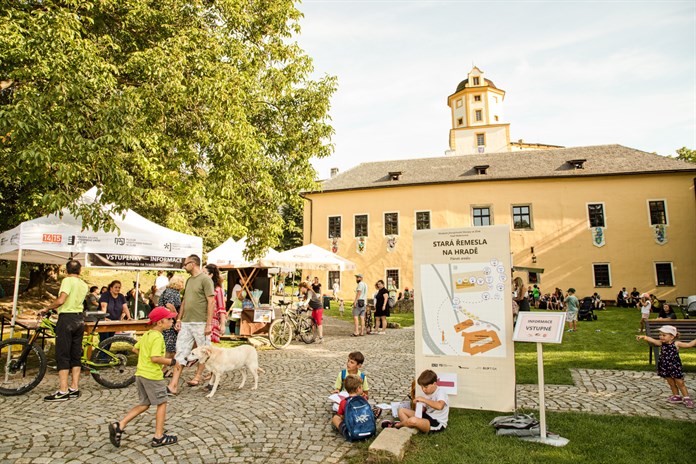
[645,319,696,365]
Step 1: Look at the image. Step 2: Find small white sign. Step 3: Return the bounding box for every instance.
[435,372,458,395]
[513,312,566,344]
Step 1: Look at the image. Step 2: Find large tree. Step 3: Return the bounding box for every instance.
[0,0,335,258]
[675,147,695,164]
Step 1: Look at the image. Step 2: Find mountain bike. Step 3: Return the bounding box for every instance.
[268,302,317,349]
[0,310,138,396]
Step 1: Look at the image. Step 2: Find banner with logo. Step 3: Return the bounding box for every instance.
[87,253,184,270]
[413,225,515,411]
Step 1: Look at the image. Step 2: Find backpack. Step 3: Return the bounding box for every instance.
[343,395,376,441]
[387,296,396,308]
[341,369,365,391]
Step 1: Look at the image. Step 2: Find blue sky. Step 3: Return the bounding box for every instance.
[294,1,696,179]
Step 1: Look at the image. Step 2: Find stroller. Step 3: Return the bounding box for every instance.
[578,297,597,321]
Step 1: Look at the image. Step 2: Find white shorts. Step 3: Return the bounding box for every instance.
[566,310,578,322]
[175,322,210,365]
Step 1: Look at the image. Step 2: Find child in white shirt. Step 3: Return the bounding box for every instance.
[381,369,448,433]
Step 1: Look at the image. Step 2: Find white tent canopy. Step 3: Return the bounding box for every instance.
[206,237,281,268]
[258,243,356,271]
[0,187,202,267]
[0,187,203,331]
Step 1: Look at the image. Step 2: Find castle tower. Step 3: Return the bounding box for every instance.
[447,67,510,155]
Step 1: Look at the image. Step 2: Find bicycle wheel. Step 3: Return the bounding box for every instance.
[269,318,292,349]
[89,335,137,389]
[299,316,317,344]
[0,338,47,396]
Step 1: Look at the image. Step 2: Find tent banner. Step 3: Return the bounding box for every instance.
[87,253,184,269]
[413,225,515,412]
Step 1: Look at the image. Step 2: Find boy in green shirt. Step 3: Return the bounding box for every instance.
[109,306,178,448]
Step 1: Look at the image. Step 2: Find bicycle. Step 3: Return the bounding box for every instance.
[0,310,138,396]
[268,302,317,349]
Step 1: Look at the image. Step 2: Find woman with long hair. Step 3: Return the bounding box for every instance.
[98,280,131,346]
[204,264,227,344]
[513,277,530,312]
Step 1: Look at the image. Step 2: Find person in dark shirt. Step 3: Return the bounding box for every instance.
[311,277,322,295]
[657,304,677,320]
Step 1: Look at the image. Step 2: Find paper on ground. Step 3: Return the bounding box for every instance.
[328,391,349,404]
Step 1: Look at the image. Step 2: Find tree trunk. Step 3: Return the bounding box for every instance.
[24,265,58,295]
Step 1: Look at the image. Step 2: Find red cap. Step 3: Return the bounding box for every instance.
[148,306,177,324]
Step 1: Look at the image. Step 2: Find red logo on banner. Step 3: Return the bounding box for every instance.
[42,234,62,243]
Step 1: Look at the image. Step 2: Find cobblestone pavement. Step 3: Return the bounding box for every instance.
[1,317,694,463]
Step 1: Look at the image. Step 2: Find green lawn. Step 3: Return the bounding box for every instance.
[324,303,696,385]
[397,409,696,464]
[341,305,696,463]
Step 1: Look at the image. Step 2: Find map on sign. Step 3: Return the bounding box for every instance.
[420,260,508,357]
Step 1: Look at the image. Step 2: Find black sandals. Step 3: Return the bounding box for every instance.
[151,434,178,447]
[108,422,123,448]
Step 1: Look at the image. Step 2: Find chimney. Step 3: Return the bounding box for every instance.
[330,167,339,178]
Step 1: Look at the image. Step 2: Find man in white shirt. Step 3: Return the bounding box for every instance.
[352,274,368,336]
[150,270,169,306]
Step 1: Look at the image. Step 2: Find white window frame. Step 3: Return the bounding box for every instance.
[646,199,669,226]
[586,202,607,228]
[327,215,342,239]
[414,210,431,230]
[456,98,463,108]
[511,204,533,230]
[471,205,493,226]
[354,213,369,238]
[592,263,612,288]
[385,268,401,290]
[475,109,483,121]
[384,211,400,236]
[654,262,675,287]
[476,133,486,147]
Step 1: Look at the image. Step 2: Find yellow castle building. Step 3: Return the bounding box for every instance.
[303,69,696,302]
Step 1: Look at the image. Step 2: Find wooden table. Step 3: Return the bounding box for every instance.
[1,314,152,339]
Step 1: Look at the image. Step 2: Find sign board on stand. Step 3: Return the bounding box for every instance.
[513,312,569,446]
[413,225,516,411]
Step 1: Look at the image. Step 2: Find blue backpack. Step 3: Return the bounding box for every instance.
[343,395,376,441]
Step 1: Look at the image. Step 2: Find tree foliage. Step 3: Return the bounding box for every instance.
[675,147,695,164]
[0,0,336,258]
[278,200,304,251]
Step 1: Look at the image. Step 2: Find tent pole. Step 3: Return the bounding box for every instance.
[9,249,24,339]
[134,271,140,320]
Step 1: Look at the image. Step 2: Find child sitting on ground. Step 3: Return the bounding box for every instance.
[382,369,449,433]
[109,307,179,448]
[331,351,382,418]
[637,325,695,409]
[331,375,373,441]
[332,351,370,399]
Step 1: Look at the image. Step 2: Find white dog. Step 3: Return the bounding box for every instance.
[186,345,263,398]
